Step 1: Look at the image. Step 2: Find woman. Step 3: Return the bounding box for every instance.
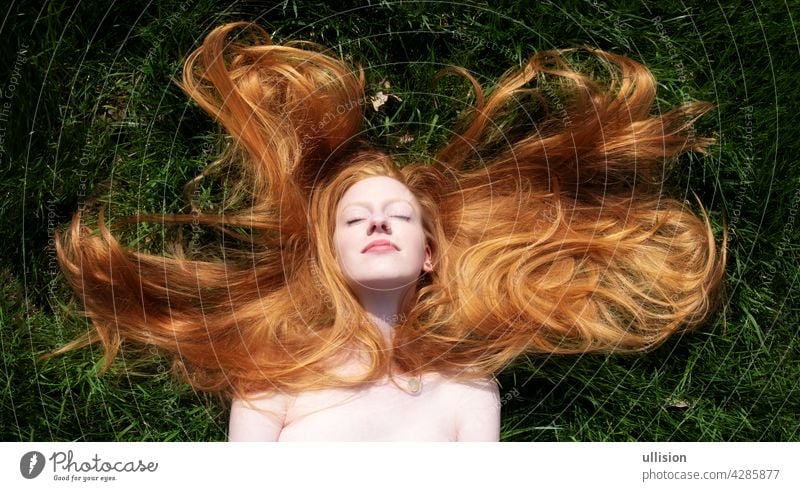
[53,21,727,441]
[231,169,501,441]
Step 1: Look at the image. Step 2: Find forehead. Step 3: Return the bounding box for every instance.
[337,176,417,209]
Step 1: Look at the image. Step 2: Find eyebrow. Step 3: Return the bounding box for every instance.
[341,198,414,212]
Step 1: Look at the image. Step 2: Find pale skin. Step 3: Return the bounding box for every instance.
[229,176,501,441]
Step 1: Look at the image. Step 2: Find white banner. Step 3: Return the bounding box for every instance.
[1,442,797,490]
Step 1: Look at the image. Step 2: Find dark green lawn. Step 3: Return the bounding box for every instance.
[1,0,797,441]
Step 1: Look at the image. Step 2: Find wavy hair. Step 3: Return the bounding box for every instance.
[54,22,727,400]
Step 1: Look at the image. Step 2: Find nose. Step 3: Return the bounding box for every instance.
[367,212,391,234]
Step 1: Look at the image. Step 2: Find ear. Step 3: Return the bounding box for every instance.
[422,244,433,273]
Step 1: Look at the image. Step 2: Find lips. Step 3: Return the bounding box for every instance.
[362,239,399,253]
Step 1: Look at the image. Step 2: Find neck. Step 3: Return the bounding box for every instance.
[354,284,416,346]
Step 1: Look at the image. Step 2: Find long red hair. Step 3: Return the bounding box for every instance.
[54,22,727,400]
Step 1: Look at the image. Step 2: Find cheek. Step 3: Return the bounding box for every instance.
[410,229,428,261]
[334,226,354,249]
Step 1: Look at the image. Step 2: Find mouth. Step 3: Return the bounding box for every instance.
[362,240,399,253]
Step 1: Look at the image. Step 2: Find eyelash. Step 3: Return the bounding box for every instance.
[346,216,411,225]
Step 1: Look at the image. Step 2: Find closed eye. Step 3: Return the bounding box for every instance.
[346,216,410,225]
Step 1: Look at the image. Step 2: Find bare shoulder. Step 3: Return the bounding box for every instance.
[235,390,294,416]
[448,376,501,404]
[438,375,501,442]
[228,390,296,442]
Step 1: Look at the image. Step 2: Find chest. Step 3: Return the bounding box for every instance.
[276,374,458,441]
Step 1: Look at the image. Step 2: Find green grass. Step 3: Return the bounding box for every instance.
[1,0,798,441]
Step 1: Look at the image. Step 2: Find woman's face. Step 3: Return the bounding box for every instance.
[334,176,432,292]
